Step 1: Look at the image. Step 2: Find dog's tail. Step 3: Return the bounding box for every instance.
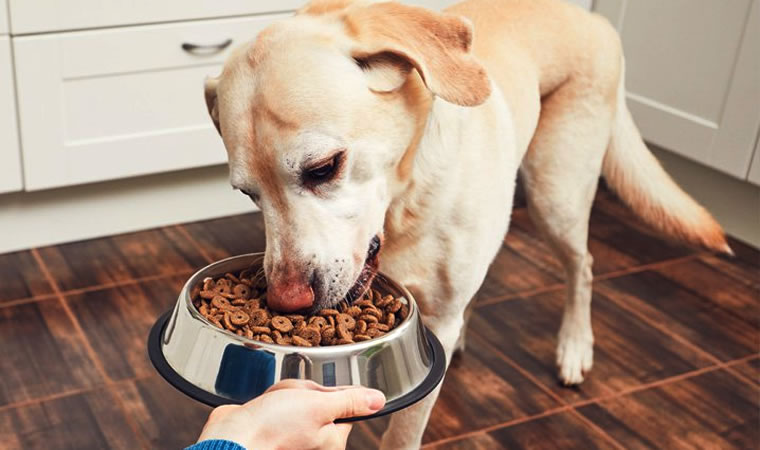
[601,63,732,254]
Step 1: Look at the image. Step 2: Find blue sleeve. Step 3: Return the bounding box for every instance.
[185,439,247,450]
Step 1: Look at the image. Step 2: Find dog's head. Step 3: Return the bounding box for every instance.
[204,0,490,312]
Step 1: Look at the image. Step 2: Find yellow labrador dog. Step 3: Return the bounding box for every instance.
[204,0,730,447]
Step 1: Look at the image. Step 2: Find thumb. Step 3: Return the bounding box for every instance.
[318,388,386,422]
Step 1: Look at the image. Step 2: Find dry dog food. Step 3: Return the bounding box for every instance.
[190,268,409,347]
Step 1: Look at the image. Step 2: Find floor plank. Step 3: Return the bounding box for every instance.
[476,237,562,302]
[697,236,760,290]
[181,213,266,262]
[0,298,102,407]
[66,276,188,381]
[427,411,619,450]
[577,367,759,449]
[344,330,560,446]
[0,250,54,303]
[0,388,142,450]
[112,376,212,450]
[421,332,560,443]
[597,260,759,362]
[731,359,759,387]
[472,288,715,403]
[36,227,207,292]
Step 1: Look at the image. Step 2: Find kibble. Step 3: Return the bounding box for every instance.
[191,267,407,347]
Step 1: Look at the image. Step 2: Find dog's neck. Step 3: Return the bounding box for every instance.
[382,96,477,254]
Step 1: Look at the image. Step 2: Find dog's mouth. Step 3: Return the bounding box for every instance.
[345,235,382,303]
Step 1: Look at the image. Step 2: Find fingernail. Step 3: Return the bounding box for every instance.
[366,390,386,411]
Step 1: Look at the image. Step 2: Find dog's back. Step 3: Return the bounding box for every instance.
[448,0,729,254]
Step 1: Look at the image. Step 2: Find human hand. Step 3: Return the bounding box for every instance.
[196,379,386,450]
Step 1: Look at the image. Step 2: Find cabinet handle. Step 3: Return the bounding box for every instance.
[181,39,233,55]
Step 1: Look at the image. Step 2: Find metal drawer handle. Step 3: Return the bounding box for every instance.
[181,39,233,55]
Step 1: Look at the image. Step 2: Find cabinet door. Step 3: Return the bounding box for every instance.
[8,0,301,34]
[0,37,22,193]
[595,0,760,180]
[14,14,285,191]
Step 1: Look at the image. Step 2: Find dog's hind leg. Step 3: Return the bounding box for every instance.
[520,76,616,385]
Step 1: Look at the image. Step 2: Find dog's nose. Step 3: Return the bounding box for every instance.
[267,274,315,312]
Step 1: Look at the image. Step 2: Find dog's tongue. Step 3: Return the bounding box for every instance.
[346,235,382,303]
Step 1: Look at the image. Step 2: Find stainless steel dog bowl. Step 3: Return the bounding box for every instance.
[148,253,445,422]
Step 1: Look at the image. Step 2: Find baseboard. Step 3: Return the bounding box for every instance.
[0,165,256,253]
[651,145,760,248]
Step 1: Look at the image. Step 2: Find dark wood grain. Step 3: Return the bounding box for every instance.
[472,288,715,403]
[697,236,759,290]
[476,238,562,302]
[37,226,207,292]
[578,367,759,449]
[347,331,559,446]
[731,359,759,386]
[597,260,759,361]
[112,376,212,449]
[181,212,267,261]
[422,332,559,443]
[429,412,619,450]
[0,298,102,407]
[0,250,54,303]
[66,276,187,381]
[587,201,695,266]
[0,388,143,450]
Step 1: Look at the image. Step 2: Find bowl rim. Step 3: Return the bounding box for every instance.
[180,252,419,354]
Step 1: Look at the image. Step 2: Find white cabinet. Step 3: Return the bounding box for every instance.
[0,36,22,193]
[595,0,760,180]
[0,0,8,34]
[14,14,286,190]
[8,0,302,34]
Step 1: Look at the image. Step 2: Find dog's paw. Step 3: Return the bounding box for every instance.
[556,331,594,386]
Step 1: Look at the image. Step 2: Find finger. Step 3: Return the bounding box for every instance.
[315,388,386,422]
[265,379,368,394]
[264,379,322,393]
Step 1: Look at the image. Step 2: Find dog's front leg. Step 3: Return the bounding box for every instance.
[378,300,466,450]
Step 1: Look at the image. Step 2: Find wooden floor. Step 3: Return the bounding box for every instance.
[0,189,757,449]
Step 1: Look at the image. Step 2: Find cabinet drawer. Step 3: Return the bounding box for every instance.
[14,14,286,190]
[0,0,8,34]
[8,0,302,34]
[0,37,22,193]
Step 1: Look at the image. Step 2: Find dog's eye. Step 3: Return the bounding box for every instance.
[303,152,344,185]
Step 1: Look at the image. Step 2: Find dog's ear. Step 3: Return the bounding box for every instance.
[345,2,491,106]
[204,76,221,135]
